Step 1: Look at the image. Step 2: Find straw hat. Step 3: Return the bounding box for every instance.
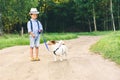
[29,8,39,14]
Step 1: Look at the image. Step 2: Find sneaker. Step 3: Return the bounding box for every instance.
[34,57,40,61]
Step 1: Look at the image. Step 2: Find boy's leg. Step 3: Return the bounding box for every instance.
[30,36,35,61]
[30,47,34,58]
[35,47,39,58]
[34,35,40,61]
[35,47,40,61]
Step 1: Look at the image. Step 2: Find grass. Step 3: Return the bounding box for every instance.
[77,31,113,36]
[0,33,78,49]
[0,31,113,50]
[90,31,120,64]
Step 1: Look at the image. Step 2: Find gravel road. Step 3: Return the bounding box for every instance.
[0,36,120,80]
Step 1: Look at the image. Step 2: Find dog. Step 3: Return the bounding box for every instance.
[47,40,68,61]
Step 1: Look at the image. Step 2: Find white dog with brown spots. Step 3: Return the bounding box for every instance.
[47,40,68,61]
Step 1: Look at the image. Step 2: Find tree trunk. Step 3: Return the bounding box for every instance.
[118,0,120,29]
[110,0,116,31]
[21,27,23,36]
[104,20,105,31]
[44,1,47,32]
[0,13,3,35]
[106,9,109,31]
[88,19,92,32]
[93,4,97,31]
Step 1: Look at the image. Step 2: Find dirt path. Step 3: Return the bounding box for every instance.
[0,36,120,80]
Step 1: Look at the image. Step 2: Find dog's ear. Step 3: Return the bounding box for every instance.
[51,40,56,44]
[59,40,65,45]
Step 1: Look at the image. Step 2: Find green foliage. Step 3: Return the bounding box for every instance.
[0,0,38,33]
[1,0,120,33]
[91,31,120,64]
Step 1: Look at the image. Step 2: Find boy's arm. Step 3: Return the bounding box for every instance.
[27,21,35,38]
[29,32,35,38]
[39,21,43,32]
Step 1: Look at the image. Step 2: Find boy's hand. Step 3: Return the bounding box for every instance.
[29,32,35,38]
[39,30,43,33]
[38,30,43,34]
[40,30,43,32]
[32,33,35,38]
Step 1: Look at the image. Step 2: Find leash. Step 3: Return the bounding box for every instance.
[41,32,50,51]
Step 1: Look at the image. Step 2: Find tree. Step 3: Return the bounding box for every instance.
[0,13,3,35]
[0,0,38,33]
[0,0,3,35]
[110,0,116,31]
[1,0,120,33]
[92,3,97,31]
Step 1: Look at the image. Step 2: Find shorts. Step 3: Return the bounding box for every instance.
[29,34,40,48]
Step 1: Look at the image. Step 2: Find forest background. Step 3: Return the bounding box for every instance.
[0,0,119,34]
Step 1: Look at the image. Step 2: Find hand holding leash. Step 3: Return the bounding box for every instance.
[32,33,35,38]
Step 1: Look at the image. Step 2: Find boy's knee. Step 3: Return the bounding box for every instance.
[35,47,39,49]
[30,47,34,49]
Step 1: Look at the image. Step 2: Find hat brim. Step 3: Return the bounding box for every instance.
[29,12,39,14]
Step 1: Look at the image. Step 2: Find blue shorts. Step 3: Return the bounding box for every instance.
[29,34,40,48]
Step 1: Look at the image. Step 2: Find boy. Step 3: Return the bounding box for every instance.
[27,8,43,61]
